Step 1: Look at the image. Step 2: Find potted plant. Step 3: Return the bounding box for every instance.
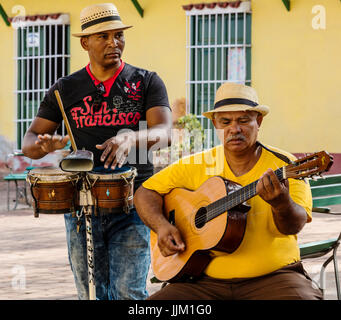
[153,113,205,171]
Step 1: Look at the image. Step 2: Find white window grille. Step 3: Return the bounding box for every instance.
[185,1,252,148]
[12,14,70,149]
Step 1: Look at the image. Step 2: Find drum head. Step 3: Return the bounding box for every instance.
[88,166,137,180]
[28,167,79,183]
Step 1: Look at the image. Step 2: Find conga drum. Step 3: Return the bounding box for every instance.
[27,167,81,217]
[87,166,137,214]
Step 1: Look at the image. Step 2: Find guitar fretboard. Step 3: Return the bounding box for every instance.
[205,167,284,222]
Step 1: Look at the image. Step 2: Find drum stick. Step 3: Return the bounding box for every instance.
[54,90,78,152]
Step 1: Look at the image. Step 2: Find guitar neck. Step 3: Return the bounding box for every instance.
[206,167,284,221]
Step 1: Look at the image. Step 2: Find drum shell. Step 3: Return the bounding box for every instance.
[88,168,136,213]
[27,167,80,216]
[90,179,134,212]
[30,181,79,214]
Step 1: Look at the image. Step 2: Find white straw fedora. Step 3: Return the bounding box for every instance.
[202,82,269,120]
[72,3,132,37]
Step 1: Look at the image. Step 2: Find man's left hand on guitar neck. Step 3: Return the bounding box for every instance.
[256,169,308,235]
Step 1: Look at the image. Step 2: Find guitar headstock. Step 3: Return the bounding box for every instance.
[284,151,333,180]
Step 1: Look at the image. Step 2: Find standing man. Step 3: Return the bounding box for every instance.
[22,3,172,300]
[134,82,323,300]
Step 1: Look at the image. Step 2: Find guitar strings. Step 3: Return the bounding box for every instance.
[194,168,284,226]
[194,182,257,225]
[203,182,256,222]
[196,169,283,225]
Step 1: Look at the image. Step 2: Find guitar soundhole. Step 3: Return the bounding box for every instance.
[195,207,208,229]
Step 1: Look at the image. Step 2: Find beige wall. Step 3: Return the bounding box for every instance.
[0,0,340,154]
[252,0,341,152]
[0,6,16,141]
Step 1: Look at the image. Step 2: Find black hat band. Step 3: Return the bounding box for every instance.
[214,98,259,109]
[82,15,122,31]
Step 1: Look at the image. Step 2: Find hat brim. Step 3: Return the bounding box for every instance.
[202,104,269,120]
[72,23,132,37]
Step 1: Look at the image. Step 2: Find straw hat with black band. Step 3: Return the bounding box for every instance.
[72,3,132,37]
[202,82,269,120]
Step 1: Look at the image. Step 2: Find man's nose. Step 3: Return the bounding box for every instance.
[229,121,242,133]
[108,37,119,47]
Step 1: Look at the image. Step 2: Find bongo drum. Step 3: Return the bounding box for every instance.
[87,166,137,214]
[27,167,81,217]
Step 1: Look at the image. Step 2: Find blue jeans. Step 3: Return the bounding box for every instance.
[64,208,150,300]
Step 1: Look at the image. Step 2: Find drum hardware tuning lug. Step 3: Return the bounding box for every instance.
[76,219,82,233]
[94,198,99,216]
[124,201,129,214]
[91,177,99,188]
[76,209,83,233]
[120,174,129,185]
[32,177,38,187]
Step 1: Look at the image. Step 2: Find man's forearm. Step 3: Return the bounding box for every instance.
[271,199,308,235]
[134,186,169,233]
[22,131,48,159]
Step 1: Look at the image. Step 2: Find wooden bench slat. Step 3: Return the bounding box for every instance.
[299,238,338,257]
[308,174,341,208]
[4,173,28,181]
[311,184,341,197]
[309,174,341,187]
[313,196,341,207]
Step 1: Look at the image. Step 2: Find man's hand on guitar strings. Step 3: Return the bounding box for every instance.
[256,168,290,210]
[157,224,185,257]
[256,168,308,235]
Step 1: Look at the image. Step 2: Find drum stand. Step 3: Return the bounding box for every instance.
[79,173,96,300]
[54,90,96,300]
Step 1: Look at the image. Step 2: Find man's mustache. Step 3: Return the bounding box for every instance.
[226,134,246,143]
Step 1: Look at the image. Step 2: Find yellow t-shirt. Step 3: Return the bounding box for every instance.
[143,144,312,279]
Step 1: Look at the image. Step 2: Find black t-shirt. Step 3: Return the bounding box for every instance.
[37,62,170,190]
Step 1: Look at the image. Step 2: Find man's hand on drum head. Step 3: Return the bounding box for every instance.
[35,134,70,154]
[96,131,136,170]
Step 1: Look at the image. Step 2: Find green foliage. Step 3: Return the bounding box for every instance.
[175,114,205,153]
[154,113,205,167]
[176,114,203,131]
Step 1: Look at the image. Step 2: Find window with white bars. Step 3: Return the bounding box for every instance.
[185,2,252,148]
[13,14,70,149]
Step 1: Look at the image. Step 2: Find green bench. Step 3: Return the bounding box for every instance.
[3,150,35,210]
[3,170,31,210]
[299,174,341,300]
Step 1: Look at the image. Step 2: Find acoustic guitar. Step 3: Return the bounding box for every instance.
[151,151,333,282]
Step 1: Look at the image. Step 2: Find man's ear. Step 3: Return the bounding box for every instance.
[211,113,217,128]
[256,113,263,128]
[80,36,89,51]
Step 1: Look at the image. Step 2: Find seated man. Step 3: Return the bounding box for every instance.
[134,82,323,300]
